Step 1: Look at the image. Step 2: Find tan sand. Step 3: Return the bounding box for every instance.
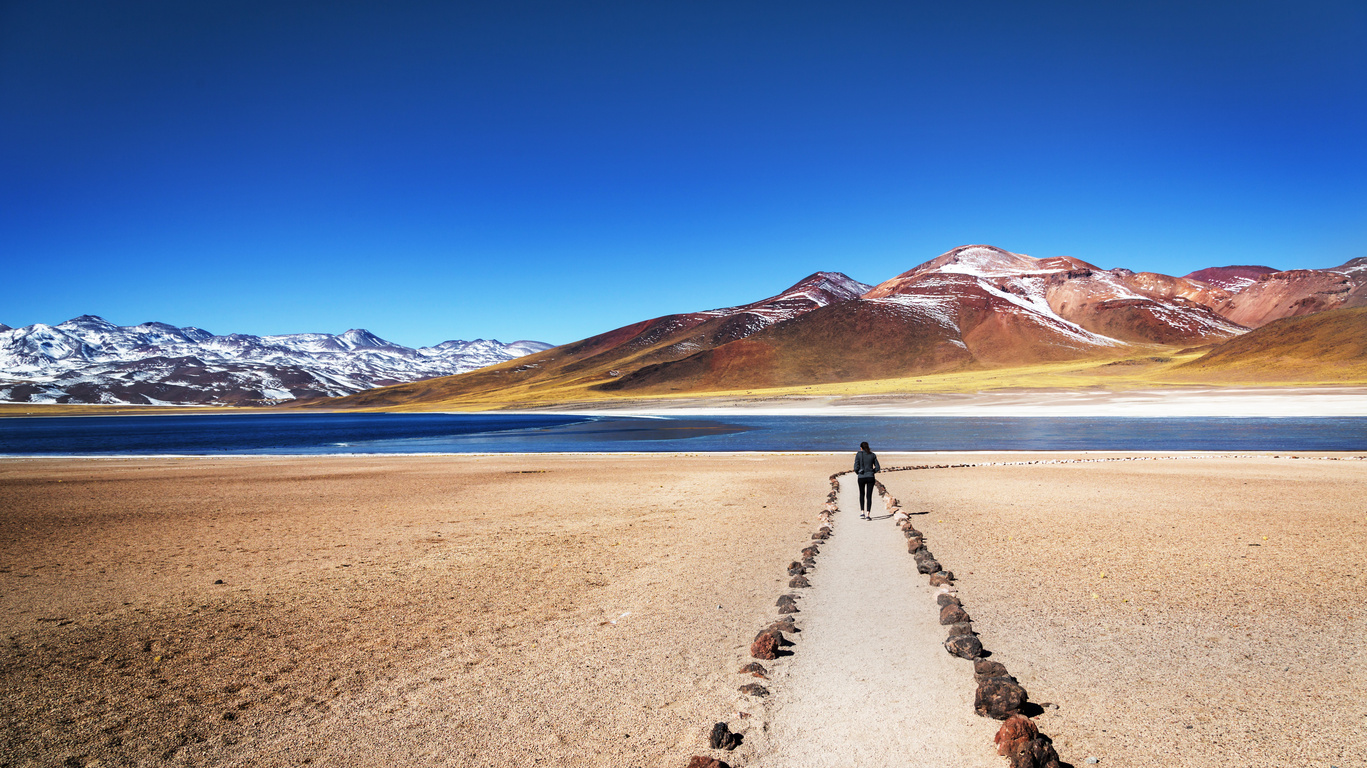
[0,455,831,767]
[882,454,1367,767]
[2,453,1364,767]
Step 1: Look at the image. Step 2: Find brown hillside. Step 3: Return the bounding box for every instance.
[1174,306,1367,381]
[313,272,867,408]
[598,299,975,393]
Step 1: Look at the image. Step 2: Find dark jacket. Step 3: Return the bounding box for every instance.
[854,450,880,478]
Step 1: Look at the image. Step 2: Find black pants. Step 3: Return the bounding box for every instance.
[857,476,876,512]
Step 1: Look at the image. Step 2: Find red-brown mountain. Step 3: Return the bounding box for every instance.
[1182,265,1278,292]
[1206,258,1367,328]
[600,245,1247,393]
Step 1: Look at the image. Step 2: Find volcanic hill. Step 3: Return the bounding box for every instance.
[318,245,1367,408]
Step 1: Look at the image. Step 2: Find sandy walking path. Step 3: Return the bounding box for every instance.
[750,477,1000,767]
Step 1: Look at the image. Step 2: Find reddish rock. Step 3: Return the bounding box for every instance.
[737,662,768,678]
[789,575,810,588]
[906,536,923,553]
[812,531,830,540]
[946,621,975,637]
[944,634,983,659]
[939,604,970,625]
[994,714,1038,756]
[787,561,806,576]
[801,546,819,557]
[708,722,740,750]
[738,683,769,697]
[937,594,962,608]
[776,594,800,614]
[750,630,784,660]
[928,570,955,586]
[976,677,1029,719]
[686,756,730,768]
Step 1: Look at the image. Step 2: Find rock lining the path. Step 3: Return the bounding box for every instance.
[943,633,984,659]
[737,662,768,678]
[975,676,1029,719]
[708,722,740,750]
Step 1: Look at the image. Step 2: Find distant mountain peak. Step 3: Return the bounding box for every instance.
[61,314,117,327]
[1182,265,1279,293]
[783,271,873,300]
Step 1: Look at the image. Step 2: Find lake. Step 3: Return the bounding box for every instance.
[2,412,1366,454]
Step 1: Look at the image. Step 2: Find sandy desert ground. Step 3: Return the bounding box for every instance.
[2,453,1364,767]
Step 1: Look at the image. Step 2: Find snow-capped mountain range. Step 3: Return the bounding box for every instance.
[0,315,551,405]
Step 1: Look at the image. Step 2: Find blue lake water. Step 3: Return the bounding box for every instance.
[1,412,1366,454]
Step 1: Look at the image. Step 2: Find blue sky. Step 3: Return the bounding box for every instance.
[3,0,1364,347]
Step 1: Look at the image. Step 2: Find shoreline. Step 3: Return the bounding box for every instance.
[504,385,1367,418]
[3,385,1367,419]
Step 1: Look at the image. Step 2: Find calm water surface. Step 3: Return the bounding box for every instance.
[2,412,1365,454]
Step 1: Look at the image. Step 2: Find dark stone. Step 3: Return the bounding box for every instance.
[708,722,740,750]
[738,683,769,697]
[937,594,961,608]
[812,531,830,540]
[686,757,730,768]
[787,562,806,576]
[975,677,1029,719]
[974,659,1010,678]
[776,594,799,614]
[944,634,984,659]
[768,617,798,634]
[906,537,923,553]
[914,552,941,574]
[213,579,225,585]
[801,546,819,557]
[1008,736,1062,768]
[737,662,768,678]
[946,622,976,637]
[940,604,970,625]
[929,571,955,586]
[788,575,810,588]
[801,557,815,568]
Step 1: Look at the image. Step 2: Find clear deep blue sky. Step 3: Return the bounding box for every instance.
[3,1,1365,346]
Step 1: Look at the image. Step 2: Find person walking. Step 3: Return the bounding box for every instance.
[854,441,880,519]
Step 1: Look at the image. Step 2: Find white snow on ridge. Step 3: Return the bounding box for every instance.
[975,278,1126,347]
[0,316,553,405]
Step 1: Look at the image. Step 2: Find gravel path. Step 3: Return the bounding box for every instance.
[750,477,999,767]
